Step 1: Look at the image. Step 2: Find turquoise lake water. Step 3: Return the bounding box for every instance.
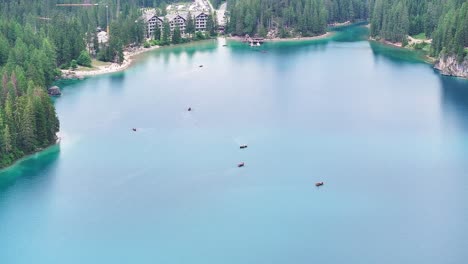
[1,25,468,263]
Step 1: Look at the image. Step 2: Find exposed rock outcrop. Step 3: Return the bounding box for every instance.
[48,86,61,96]
[434,55,468,79]
[61,71,84,80]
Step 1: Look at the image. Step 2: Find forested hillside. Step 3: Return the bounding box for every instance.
[431,1,467,59]
[226,0,466,63]
[0,21,59,168]
[226,0,369,37]
[370,0,468,59]
[0,0,151,168]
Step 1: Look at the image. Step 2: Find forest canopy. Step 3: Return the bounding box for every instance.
[370,0,468,59]
[226,0,466,60]
[226,0,369,37]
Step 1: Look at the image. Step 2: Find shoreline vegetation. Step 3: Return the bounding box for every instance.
[227,31,334,43]
[369,36,467,79]
[0,141,60,172]
[62,27,462,80]
[368,0,467,78]
[369,35,432,50]
[369,36,437,63]
[0,22,60,170]
[61,34,221,79]
[62,46,160,78]
[63,32,335,79]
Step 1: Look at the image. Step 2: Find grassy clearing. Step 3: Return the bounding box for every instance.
[92,59,112,67]
[412,32,427,40]
[75,65,95,72]
[74,59,112,72]
[411,41,430,52]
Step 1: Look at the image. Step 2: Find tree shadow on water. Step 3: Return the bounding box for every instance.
[369,41,428,65]
[107,72,126,93]
[331,22,369,42]
[440,75,468,132]
[0,144,61,192]
[152,40,218,65]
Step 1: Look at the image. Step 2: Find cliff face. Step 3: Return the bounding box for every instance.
[434,55,468,79]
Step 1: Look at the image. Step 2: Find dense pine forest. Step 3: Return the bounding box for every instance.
[226,0,466,61]
[0,0,149,67]
[226,0,369,37]
[0,21,59,168]
[370,0,467,59]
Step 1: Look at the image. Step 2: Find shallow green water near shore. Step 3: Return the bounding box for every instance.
[1,26,468,264]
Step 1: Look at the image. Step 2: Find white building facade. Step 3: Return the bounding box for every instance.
[167,14,187,34]
[194,12,209,32]
[144,11,210,38]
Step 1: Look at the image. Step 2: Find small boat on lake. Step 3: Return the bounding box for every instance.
[132,128,137,132]
[240,145,248,149]
[199,65,203,68]
[188,107,192,112]
[315,182,324,187]
[238,162,245,168]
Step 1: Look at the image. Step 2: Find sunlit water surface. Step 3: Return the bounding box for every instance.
[1,26,468,264]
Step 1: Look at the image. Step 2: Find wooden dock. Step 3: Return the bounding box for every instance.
[242,35,265,45]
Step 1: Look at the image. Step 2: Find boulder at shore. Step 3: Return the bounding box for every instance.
[434,55,468,79]
[48,86,61,96]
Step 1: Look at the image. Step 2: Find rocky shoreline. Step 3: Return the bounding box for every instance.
[370,37,467,79]
[435,55,468,79]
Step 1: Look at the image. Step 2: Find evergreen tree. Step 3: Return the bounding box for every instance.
[162,20,171,44]
[213,11,219,35]
[154,25,161,41]
[70,60,78,70]
[33,89,47,147]
[77,50,92,67]
[19,98,36,152]
[117,44,124,64]
[3,124,12,155]
[186,12,195,36]
[207,13,216,36]
[93,31,100,56]
[172,26,182,44]
[0,35,9,66]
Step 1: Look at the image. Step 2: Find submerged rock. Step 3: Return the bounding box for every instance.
[434,55,468,79]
